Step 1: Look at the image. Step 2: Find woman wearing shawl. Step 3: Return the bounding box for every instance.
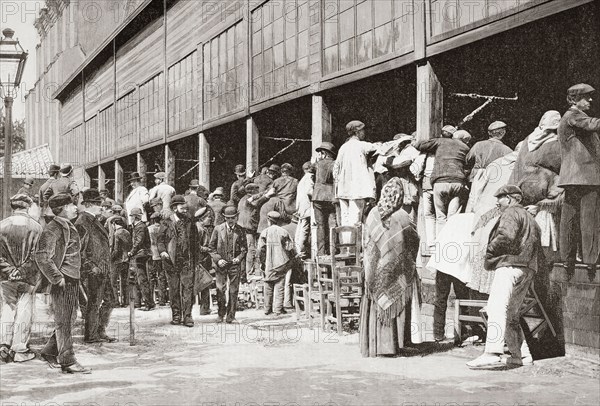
[509,110,563,262]
[360,178,422,357]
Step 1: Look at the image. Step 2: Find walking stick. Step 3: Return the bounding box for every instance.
[129,266,135,346]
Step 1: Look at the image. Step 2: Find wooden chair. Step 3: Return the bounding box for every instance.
[293,260,318,328]
[326,265,364,335]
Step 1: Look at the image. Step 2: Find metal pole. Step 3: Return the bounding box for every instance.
[3,96,14,219]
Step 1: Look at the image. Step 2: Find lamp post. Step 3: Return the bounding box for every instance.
[0,28,28,219]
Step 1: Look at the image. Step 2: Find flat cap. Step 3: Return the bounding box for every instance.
[23,177,35,186]
[453,130,472,141]
[10,193,33,207]
[245,183,259,192]
[171,195,186,206]
[189,179,200,187]
[268,164,281,173]
[150,212,162,220]
[267,211,281,221]
[111,204,123,212]
[101,200,113,208]
[567,83,595,96]
[150,197,163,207]
[488,121,507,131]
[234,164,245,175]
[81,189,103,204]
[316,142,335,155]
[129,207,144,217]
[281,163,294,172]
[346,120,365,135]
[212,187,224,196]
[442,125,457,134]
[494,185,523,198]
[154,172,166,180]
[48,193,73,209]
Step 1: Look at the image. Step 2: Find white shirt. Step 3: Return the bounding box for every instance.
[295,173,314,219]
[333,137,378,200]
[149,182,176,209]
[125,186,149,223]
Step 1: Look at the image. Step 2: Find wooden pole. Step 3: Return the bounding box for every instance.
[2,96,14,219]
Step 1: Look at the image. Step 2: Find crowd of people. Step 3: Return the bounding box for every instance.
[0,83,598,374]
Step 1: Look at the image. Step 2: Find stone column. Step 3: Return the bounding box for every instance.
[137,152,147,187]
[199,133,210,190]
[311,95,332,159]
[416,61,443,142]
[98,166,106,192]
[246,117,259,175]
[165,144,176,187]
[115,160,124,203]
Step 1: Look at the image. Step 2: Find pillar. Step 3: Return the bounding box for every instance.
[115,160,124,203]
[311,95,332,158]
[137,152,147,186]
[199,133,210,189]
[416,61,443,142]
[165,144,175,187]
[246,117,259,175]
[98,166,106,192]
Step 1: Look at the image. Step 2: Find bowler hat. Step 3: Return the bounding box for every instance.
[212,187,224,196]
[59,164,73,176]
[127,172,142,182]
[267,211,281,222]
[245,183,259,193]
[281,163,294,173]
[48,194,73,209]
[101,200,113,208]
[129,207,144,218]
[222,205,238,218]
[48,164,60,174]
[316,142,335,155]
[154,172,166,180]
[189,179,200,187]
[81,189,102,204]
[150,198,163,207]
[567,83,595,96]
[488,121,507,132]
[267,164,281,174]
[234,164,245,175]
[10,193,33,208]
[171,195,186,207]
[494,185,523,198]
[346,120,365,134]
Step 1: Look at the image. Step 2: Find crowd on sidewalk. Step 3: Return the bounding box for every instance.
[1,83,598,374]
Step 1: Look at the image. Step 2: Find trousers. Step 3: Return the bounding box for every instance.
[264,276,286,314]
[560,186,600,267]
[422,189,436,246]
[215,266,241,320]
[295,217,311,259]
[433,271,469,340]
[433,182,465,236]
[165,259,194,322]
[244,232,259,276]
[0,281,36,353]
[42,277,79,366]
[112,262,128,307]
[82,271,114,340]
[132,257,154,308]
[313,201,339,255]
[485,266,534,358]
[149,259,169,304]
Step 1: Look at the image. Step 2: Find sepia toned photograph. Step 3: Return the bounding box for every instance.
[0,1,599,405]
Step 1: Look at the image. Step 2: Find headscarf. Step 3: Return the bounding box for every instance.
[377,177,404,228]
[527,110,561,152]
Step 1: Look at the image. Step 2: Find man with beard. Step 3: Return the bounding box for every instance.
[75,189,115,343]
[158,195,199,327]
[0,194,43,363]
[36,194,91,373]
[467,185,541,369]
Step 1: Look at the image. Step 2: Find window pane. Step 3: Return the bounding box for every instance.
[252,75,263,100]
[374,22,392,57]
[339,38,354,70]
[357,0,372,34]
[340,8,354,42]
[356,31,372,63]
[252,9,262,32]
[297,56,309,84]
[286,37,297,64]
[374,0,392,27]
[286,63,298,87]
[324,17,338,47]
[340,0,354,12]
[264,47,273,73]
[273,42,284,69]
[324,45,339,75]
[298,2,309,31]
[274,17,284,44]
[273,1,284,19]
[263,3,272,25]
[393,16,413,51]
[264,23,273,49]
[286,11,297,39]
[274,67,285,91]
[252,55,262,78]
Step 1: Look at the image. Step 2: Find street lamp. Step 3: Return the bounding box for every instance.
[0,28,28,219]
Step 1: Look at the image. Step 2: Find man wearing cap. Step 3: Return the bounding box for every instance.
[238,183,270,277]
[158,195,200,326]
[253,167,274,193]
[44,164,79,204]
[266,163,298,215]
[258,211,296,316]
[467,185,541,369]
[99,189,116,207]
[148,212,168,306]
[125,172,150,223]
[185,180,208,215]
[149,172,175,216]
[38,164,61,222]
[16,177,35,198]
[35,194,91,373]
[185,179,210,200]
[193,207,214,315]
[208,187,227,227]
[295,162,314,259]
[313,142,338,255]
[75,189,115,343]
[128,207,154,311]
[558,83,600,273]
[0,194,43,363]
[209,206,247,323]
[230,164,254,207]
[466,121,513,183]
[333,121,378,229]
[110,216,132,308]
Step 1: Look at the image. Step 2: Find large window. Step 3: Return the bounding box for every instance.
[203,21,245,120]
[139,73,164,145]
[251,0,311,101]
[116,90,138,152]
[168,52,197,134]
[323,0,414,75]
[98,105,115,160]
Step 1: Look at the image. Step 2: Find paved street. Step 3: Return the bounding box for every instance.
[1,298,599,406]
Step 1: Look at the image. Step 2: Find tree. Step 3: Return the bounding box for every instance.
[0,118,26,156]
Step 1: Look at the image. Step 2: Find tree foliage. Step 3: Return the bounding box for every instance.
[0,119,26,156]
